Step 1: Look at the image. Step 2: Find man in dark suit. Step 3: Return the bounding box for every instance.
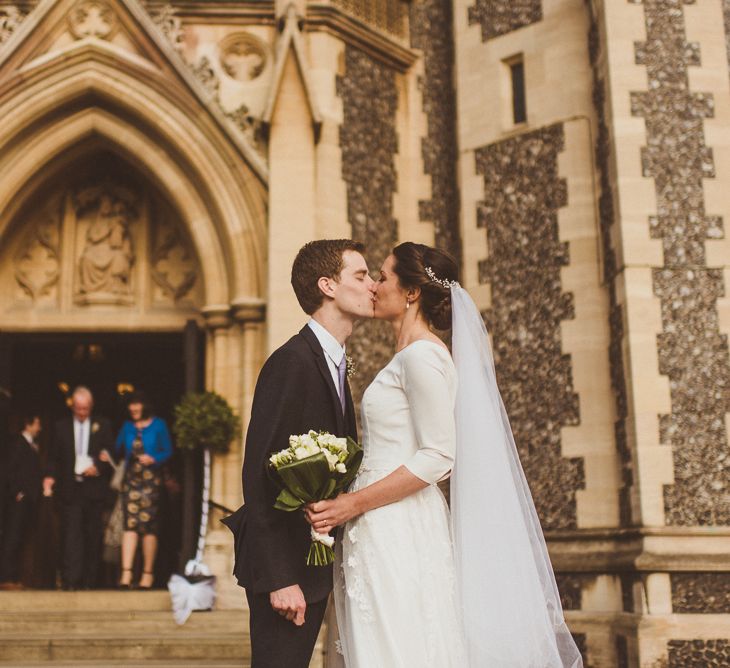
[44,386,114,590]
[226,240,374,668]
[0,414,43,589]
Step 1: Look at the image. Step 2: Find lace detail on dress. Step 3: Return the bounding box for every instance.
[333,344,467,667]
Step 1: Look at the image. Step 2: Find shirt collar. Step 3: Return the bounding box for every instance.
[22,431,33,445]
[307,319,345,366]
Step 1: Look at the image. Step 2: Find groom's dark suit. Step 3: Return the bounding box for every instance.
[226,324,357,668]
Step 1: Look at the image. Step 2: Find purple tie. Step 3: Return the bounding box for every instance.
[338,355,347,415]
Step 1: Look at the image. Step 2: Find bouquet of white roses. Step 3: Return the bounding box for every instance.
[269,430,362,566]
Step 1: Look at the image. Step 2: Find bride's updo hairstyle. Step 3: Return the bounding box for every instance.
[392,242,459,330]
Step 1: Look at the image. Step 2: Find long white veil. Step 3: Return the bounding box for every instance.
[450,284,583,668]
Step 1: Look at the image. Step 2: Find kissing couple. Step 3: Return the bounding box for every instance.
[225,239,583,668]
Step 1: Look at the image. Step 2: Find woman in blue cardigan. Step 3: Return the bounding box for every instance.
[116,391,172,589]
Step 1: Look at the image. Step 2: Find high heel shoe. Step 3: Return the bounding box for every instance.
[138,571,154,589]
[118,569,133,590]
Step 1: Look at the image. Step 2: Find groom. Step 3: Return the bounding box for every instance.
[226,239,374,667]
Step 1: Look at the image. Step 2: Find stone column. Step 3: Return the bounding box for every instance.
[200,304,242,607]
[231,297,267,501]
[200,299,266,608]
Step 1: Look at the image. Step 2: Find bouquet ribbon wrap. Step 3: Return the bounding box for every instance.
[271,435,362,565]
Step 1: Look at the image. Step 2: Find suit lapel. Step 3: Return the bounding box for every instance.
[88,417,96,454]
[67,418,76,456]
[299,325,346,435]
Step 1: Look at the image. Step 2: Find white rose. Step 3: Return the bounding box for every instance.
[335,463,346,474]
[300,434,316,449]
[323,449,338,471]
[294,446,311,460]
[289,435,300,448]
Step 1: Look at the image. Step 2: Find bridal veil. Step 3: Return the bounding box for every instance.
[450,284,583,668]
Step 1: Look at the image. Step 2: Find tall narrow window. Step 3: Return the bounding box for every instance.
[510,59,527,125]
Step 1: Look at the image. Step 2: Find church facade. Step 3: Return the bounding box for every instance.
[0,0,729,666]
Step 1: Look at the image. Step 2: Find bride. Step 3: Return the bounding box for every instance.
[306,242,582,667]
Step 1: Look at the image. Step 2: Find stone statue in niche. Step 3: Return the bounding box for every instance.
[14,201,62,303]
[220,34,266,82]
[75,187,137,303]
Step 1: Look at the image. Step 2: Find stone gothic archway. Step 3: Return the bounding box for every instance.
[0,0,270,588]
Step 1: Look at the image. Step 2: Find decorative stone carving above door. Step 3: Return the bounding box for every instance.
[74,184,138,305]
[13,196,62,304]
[0,155,203,322]
[68,0,119,40]
[151,217,199,304]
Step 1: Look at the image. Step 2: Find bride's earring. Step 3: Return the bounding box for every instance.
[406,299,410,310]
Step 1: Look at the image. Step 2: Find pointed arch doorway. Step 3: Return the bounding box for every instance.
[0,147,227,589]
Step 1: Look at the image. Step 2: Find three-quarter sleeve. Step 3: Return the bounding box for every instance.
[401,345,457,484]
[151,418,173,465]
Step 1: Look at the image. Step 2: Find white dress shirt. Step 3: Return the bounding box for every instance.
[73,418,92,476]
[308,319,346,399]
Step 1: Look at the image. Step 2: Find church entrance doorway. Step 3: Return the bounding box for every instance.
[1,328,204,589]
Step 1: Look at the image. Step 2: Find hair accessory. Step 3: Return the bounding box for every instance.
[425,266,459,289]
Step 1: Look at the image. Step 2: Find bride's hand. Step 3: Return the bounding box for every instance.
[305,494,360,531]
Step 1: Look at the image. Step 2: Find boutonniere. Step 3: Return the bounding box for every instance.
[91,422,100,434]
[345,354,356,380]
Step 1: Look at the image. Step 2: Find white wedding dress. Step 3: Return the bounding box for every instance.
[334,340,467,667]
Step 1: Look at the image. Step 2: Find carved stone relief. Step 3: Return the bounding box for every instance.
[14,197,62,303]
[0,4,24,45]
[151,218,198,303]
[192,56,219,96]
[219,33,266,82]
[68,0,118,40]
[189,32,268,156]
[74,184,137,305]
[148,3,183,51]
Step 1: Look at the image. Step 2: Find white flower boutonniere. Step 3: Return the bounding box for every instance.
[345,354,356,380]
[91,422,100,434]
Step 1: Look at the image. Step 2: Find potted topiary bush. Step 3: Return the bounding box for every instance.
[173,391,240,574]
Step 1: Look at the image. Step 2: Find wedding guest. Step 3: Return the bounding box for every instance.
[0,414,42,589]
[44,386,114,590]
[115,392,172,589]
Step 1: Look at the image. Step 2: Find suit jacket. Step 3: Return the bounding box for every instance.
[225,325,357,603]
[46,416,114,502]
[6,434,43,504]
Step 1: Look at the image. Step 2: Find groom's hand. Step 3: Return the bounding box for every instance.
[270,584,306,626]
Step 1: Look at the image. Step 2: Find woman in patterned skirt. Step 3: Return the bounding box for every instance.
[116,392,172,589]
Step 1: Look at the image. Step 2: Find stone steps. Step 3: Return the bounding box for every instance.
[0,610,246,633]
[2,662,246,668]
[0,633,249,663]
[0,590,250,665]
[0,590,327,667]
